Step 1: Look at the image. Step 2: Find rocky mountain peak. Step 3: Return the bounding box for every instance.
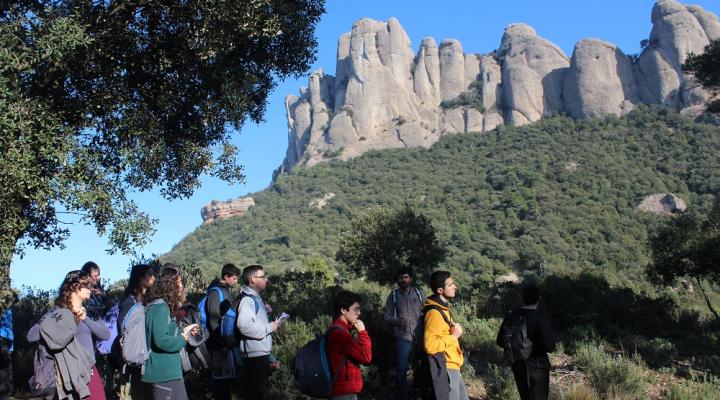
[278,0,719,174]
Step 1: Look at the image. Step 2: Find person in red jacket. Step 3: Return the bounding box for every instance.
[326,290,373,399]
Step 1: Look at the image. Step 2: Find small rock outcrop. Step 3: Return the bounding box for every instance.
[637,193,687,215]
[495,272,520,285]
[309,193,336,209]
[201,197,255,223]
[280,1,719,173]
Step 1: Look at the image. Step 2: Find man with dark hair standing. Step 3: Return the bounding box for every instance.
[81,261,111,320]
[423,270,468,400]
[237,264,284,400]
[81,261,114,399]
[384,268,424,400]
[206,263,241,400]
[496,284,556,400]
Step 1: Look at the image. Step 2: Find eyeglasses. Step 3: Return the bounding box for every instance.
[252,274,268,280]
[163,267,180,277]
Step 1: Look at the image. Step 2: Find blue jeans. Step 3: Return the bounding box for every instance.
[395,338,412,400]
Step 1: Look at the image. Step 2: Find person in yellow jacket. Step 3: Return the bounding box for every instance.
[423,270,468,400]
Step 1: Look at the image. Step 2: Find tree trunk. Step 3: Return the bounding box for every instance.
[695,275,720,323]
[0,233,18,314]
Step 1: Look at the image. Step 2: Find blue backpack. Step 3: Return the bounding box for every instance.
[220,292,259,349]
[198,287,224,329]
[293,325,346,398]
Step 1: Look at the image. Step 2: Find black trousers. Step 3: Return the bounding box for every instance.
[0,338,13,398]
[211,378,233,400]
[241,355,269,400]
[511,362,549,400]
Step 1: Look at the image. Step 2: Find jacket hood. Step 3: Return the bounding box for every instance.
[423,294,450,311]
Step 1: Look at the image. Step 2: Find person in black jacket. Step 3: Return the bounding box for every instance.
[496,284,556,400]
[205,263,240,400]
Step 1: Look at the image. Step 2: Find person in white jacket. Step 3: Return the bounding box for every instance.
[236,264,284,400]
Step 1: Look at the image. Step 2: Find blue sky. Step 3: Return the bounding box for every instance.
[12,0,720,291]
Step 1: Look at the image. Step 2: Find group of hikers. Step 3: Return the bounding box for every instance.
[1,260,557,400]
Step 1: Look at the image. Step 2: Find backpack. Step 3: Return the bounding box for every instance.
[220,292,259,349]
[120,299,163,369]
[292,325,346,399]
[198,286,224,329]
[391,287,424,319]
[96,302,119,355]
[411,304,453,400]
[179,303,211,371]
[28,343,56,397]
[499,311,533,364]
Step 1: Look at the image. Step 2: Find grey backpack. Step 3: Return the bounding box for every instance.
[27,343,56,397]
[120,299,164,369]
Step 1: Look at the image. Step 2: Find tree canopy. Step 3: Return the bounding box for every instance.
[0,0,325,308]
[649,196,720,320]
[336,205,446,284]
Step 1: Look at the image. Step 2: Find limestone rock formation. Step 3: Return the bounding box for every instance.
[201,197,255,223]
[499,23,570,125]
[637,193,688,215]
[564,39,639,119]
[636,0,714,108]
[279,1,719,173]
[686,4,720,40]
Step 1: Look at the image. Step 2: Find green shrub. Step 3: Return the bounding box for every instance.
[440,90,485,113]
[551,384,599,400]
[484,364,520,400]
[574,343,646,399]
[269,317,330,398]
[459,317,504,365]
[633,336,677,368]
[665,375,720,400]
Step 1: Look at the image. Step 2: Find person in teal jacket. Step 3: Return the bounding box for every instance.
[142,265,198,400]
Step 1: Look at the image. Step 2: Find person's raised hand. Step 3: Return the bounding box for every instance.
[270,320,283,332]
[182,324,198,340]
[353,320,366,332]
[451,323,463,339]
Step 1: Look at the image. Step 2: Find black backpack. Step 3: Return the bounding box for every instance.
[500,311,533,364]
[179,303,211,371]
[411,304,454,400]
[293,325,346,399]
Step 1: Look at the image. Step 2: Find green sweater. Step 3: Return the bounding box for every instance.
[142,301,186,383]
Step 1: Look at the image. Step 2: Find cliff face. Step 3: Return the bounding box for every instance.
[280,0,719,172]
[201,197,255,223]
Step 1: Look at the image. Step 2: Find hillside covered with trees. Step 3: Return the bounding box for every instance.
[166,106,720,292]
